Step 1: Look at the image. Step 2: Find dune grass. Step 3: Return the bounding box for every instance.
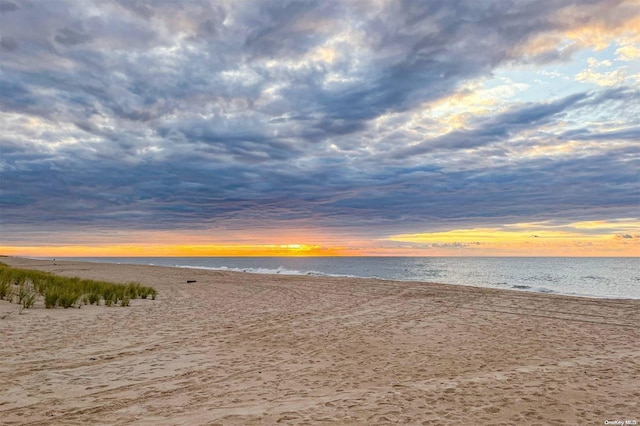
[0,262,157,310]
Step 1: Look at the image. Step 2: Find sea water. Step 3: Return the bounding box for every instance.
[59,257,639,299]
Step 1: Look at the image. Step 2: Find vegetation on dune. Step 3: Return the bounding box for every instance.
[0,262,157,310]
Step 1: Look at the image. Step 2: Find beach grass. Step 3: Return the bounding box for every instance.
[0,262,156,309]
[0,279,11,300]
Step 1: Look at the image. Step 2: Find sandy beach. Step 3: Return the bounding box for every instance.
[0,257,638,425]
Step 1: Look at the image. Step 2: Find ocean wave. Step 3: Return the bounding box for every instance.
[530,287,555,294]
[174,264,362,279]
[510,284,555,294]
[580,275,609,282]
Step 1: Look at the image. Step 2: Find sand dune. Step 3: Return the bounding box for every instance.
[1,257,638,425]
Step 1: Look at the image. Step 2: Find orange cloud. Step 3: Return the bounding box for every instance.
[387,221,640,257]
[512,1,640,60]
[562,8,640,50]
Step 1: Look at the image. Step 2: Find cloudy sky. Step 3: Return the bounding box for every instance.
[1,0,639,256]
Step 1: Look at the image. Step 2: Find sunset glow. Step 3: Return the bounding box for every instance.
[0,244,348,258]
[387,222,640,257]
[2,220,638,257]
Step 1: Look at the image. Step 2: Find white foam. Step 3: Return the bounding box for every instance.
[174,264,359,279]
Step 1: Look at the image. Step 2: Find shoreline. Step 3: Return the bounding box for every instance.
[15,256,640,300]
[13,255,640,301]
[1,256,639,424]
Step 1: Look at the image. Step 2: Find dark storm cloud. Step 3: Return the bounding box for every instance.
[54,26,92,46]
[0,0,638,241]
[3,132,637,238]
[0,0,17,13]
[243,1,333,58]
[561,127,640,142]
[0,36,17,50]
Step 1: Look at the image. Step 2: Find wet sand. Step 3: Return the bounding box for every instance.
[1,257,638,425]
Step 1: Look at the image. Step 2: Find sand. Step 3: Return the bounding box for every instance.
[0,257,638,425]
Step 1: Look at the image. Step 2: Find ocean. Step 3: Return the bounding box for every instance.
[56,256,640,299]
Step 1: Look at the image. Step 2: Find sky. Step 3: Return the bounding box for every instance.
[0,0,639,257]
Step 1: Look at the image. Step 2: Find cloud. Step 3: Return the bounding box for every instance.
[0,36,17,51]
[616,44,640,61]
[560,127,640,142]
[393,91,590,157]
[575,57,630,87]
[388,219,640,255]
[54,26,92,46]
[0,0,638,245]
[0,1,17,13]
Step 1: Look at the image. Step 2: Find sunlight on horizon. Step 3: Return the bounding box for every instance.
[3,221,638,258]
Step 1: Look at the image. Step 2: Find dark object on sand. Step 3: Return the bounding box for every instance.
[187,280,197,283]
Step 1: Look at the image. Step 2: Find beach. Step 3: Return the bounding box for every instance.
[1,257,638,425]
